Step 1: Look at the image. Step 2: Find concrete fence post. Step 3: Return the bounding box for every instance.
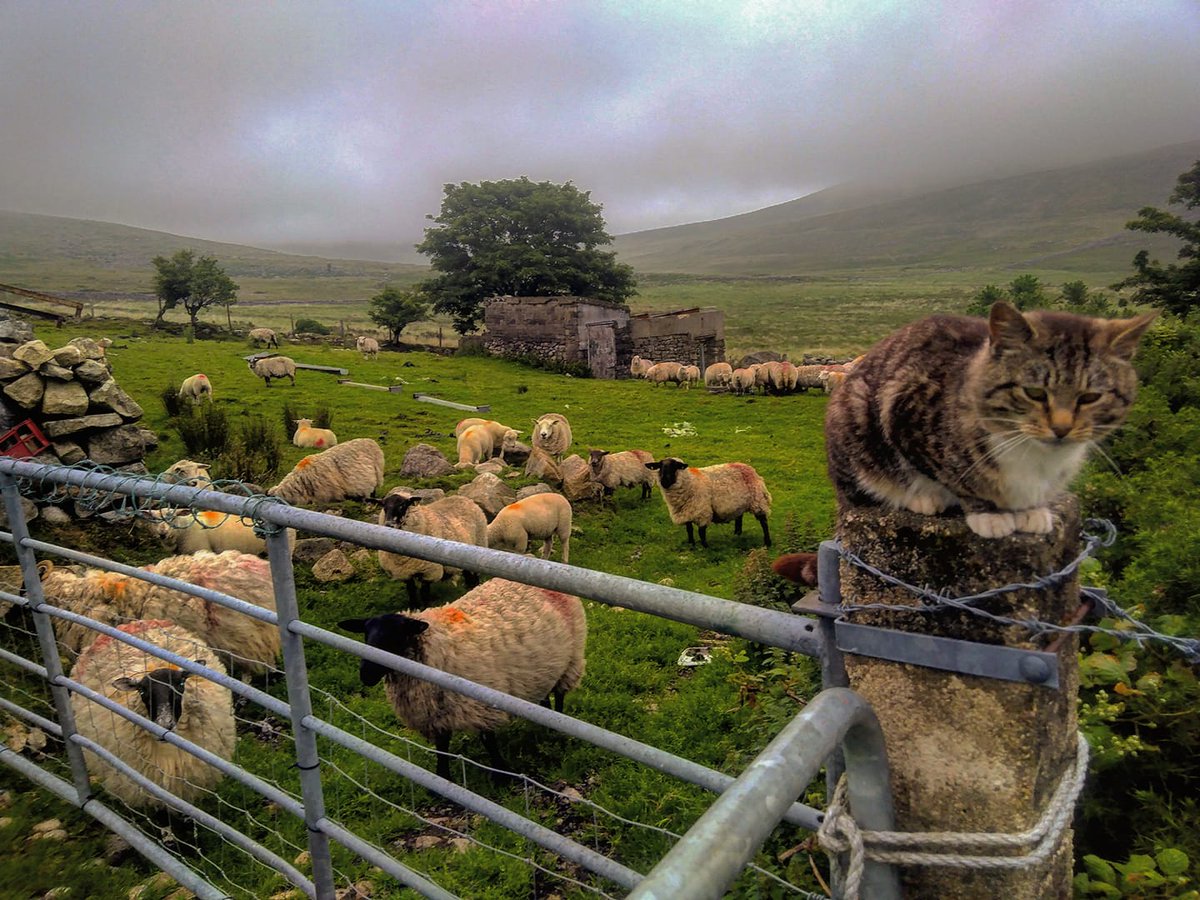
[835,494,1082,899]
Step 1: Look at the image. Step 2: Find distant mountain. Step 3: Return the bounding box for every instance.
[613,140,1200,275]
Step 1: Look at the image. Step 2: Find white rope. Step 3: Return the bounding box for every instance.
[818,732,1089,898]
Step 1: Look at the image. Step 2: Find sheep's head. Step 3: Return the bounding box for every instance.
[380,493,418,528]
[294,418,313,429]
[338,615,429,686]
[163,459,212,486]
[112,661,206,731]
[645,457,688,489]
[588,449,609,475]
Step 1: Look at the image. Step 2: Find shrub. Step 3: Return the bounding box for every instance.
[293,317,331,335]
[159,383,189,418]
[172,402,230,457]
[281,403,335,437]
[211,416,284,483]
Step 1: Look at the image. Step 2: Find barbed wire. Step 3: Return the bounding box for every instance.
[833,518,1200,665]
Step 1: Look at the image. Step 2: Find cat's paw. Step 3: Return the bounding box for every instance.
[1014,507,1054,534]
[904,494,947,516]
[966,511,1016,538]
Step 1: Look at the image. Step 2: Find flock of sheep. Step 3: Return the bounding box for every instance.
[631,354,857,395]
[50,334,800,816]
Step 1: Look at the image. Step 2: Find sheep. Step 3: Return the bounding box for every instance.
[757,361,782,394]
[793,365,828,392]
[292,418,338,449]
[644,361,683,387]
[377,492,488,605]
[777,361,799,393]
[455,418,522,458]
[268,438,384,506]
[248,328,279,349]
[39,551,280,675]
[248,355,297,387]
[822,369,849,394]
[178,373,213,402]
[532,413,572,461]
[588,448,656,500]
[140,508,296,557]
[630,355,653,379]
[679,364,702,389]
[338,578,587,779]
[69,619,235,809]
[455,424,495,469]
[704,362,733,390]
[645,457,772,548]
[161,459,213,488]
[486,493,572,563]
[356,336,380,359]
[731,366,758,396]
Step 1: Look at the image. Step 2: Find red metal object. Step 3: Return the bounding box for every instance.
[0,419,51,459]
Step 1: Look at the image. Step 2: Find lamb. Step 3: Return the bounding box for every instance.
[39,551,280,675]
[178,373,213,402]
[532,413,572,461]
[248,328,279,348]
[292,418,338,449]
[69,620,235,809]
[630,355,653,378]
[678,364,701,389]
[644,361,683,387]
[486,493,572,563]
[588,448,656,500]
[455,418,521,458]
[377,492,488,605]
[248,355,297,387]
[356,336,380,359]
[704,362,733,390]
[268,438,384,506]
[161,459,212,488]
[455,424,495,469]
[731,366,758,396]
[338,578,587,779]
[645,457,772,548]
[141,508,296,557]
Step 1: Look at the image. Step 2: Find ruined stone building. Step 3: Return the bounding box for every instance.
[478,295,725,379]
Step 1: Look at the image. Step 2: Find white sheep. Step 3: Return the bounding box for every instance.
[248,328,279,348]
[793,365,828,391]
[377,492,488,605]
[532,413,572,461]
[644,361,683,387]
[822,369,849,393]
[39,551,280,675]
[777,361,799,393]
[292,418,338,449]
[731,366,758,396]
[757,361,783,394]
[69,620,235,809]
[338,578,587,779]
[679,364,701,389]
[645,457,772,548]
[455,424,495,469]
[454,418,522,458]
[588,448,656,501]
[178,373,213,402]
[161,459,213,488]
[141,508,296,557]
[486,493,572,563]
[630,355,654,378]
[356,336,380,359]
[268,438,385,506]
[248,355,297,387]
[704,362,733,390]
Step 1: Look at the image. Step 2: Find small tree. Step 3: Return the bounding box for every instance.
[369,286,429,344]
[1113,159,1200,316]
[966,283,1008,316]
[1007,274,1049,310]
[416,177,637,333]
[151,249,239,331]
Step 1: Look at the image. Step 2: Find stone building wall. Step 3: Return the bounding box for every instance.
[627,308,726,372]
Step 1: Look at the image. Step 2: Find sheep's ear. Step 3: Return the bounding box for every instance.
[645,461,662,471]
[338,618,368,633]
[111,676,142,692]
[36,560,54,581]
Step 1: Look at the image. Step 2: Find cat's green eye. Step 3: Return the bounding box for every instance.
[1078,391,1103,405]
[1023,386,1048,402]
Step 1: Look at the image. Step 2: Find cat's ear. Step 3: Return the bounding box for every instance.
[988,301,1035,350]
[1103,310,1159,360]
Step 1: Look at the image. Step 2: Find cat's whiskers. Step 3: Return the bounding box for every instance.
[956,431,1029,485]
[1085,441,1123,476]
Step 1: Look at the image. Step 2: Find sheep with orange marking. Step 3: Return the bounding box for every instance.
[338,578,587,779]
[268,438,384,506]
[454,424,496,469]
[292,418,338,449]
[645,457,772,548]
[38,551,280,675]
[377,492,488,605]
[141,508,296,557]
[486,493,572,563]
[69,620,235,809]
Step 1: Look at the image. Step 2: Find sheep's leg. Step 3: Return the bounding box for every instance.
[734,514,744,535]
[640,483,651,500]
[481,731,514,784]
[288,374,295,386]
[433,730,453,780]
[541,538,553,560]
[552,688,567,713]
[405,579,420,607]
[684,523,696,545]
[419,580,432,606]
[264,376,271,387]
[697,524,708,548]
[463,570,480,590]
[757,513,772,547]
[559,531,569,565]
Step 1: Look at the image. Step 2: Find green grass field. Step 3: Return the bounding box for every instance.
[0,321,837,899]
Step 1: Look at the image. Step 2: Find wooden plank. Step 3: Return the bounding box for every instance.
[0,299,64,323]
[413,393,490,413]
[338,381,404,392]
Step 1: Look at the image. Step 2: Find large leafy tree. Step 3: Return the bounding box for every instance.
[1114,159,1200,316]
[369,286,429,344]
[415,177,637,333]
[151,249,239,331]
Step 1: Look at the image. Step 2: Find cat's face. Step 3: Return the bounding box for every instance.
[973,302,1157,446]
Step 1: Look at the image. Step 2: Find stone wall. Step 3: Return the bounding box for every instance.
[481,295,631,364]
[627,307,726,372]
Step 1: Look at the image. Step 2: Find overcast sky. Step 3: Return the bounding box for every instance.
[2,1,1199,254]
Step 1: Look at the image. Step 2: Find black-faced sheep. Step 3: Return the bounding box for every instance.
[588,449,656,500]
[268,438,385,506]
[39,551,280,675]
[377,492,488,605]
[338,578,587,779]
[645,457,772,548]
[248,355,297,387]
[531,413,572,461]
[486,493,572,563]
[69,619,236,808]
[178,373,212,402]
[292,418,338,449]
[248,328,279,348]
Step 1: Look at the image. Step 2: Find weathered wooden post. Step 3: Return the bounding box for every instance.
[835,494,1082,898]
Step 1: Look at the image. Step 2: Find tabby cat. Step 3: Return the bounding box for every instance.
[825,301,1157,538]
